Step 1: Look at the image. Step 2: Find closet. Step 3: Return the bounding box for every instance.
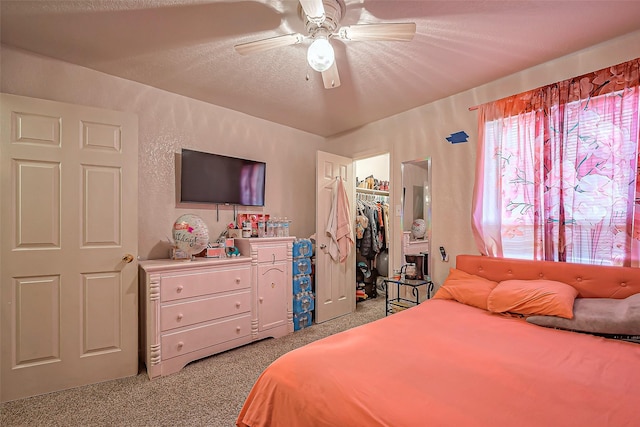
[354,154,390,301]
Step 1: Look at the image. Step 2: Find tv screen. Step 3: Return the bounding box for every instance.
[179,149,266,206]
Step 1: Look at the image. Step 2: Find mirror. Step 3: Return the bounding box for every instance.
[401,158,432,281]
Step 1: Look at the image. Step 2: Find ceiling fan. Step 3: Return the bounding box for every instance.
[234,0,416,89]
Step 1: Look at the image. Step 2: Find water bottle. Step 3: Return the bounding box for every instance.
[242,221,251,238]
[266,218,275,237]
[283,217,290,237]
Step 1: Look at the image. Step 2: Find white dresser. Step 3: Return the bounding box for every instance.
[235,237,295,340]
[139,237,295,379]
[402,231,430,258]
[139,257,253,379]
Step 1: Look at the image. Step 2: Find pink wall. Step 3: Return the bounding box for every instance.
[325,30,640,286]
[3,30,640,272]
[1,45,324,259]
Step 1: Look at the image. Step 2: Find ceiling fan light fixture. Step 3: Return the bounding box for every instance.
[307,37,335,72]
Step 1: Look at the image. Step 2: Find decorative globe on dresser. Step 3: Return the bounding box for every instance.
[411,218,427,240]
[172,214,209,256]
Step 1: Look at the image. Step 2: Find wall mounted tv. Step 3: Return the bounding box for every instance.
[179,149,266,206]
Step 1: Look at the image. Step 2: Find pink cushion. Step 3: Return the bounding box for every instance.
[432,268,498,310]
[487,279,578,319]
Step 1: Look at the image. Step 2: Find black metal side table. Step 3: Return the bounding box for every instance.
[383,277,433,316]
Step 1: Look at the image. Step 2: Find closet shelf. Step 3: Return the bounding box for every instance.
[356,187,389,196]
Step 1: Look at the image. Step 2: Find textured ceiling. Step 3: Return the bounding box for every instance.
[2,0,640,137]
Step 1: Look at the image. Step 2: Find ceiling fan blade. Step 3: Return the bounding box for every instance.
[322,61,341,89]
[338,23,416,41]
[235,33,303,55]
[299,0,325,24]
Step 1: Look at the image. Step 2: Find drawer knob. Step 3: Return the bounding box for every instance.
[176,285,183,293]
[236,302,241,308]
[177,313,183,321]
[259,297,264,303]
[177,341,184,349]
[235,277,241,283]
[236,326,241,332]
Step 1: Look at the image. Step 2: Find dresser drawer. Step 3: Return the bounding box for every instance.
[160,291,251,332]
[161,314,251,360]
[161,266,250,302]
[256,245,288,263]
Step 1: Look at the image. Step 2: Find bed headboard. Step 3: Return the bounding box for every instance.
[456,255,640,299]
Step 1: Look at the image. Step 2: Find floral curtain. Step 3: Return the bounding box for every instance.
[472,58,640,266]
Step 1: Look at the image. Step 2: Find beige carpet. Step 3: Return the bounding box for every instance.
[1,297,385,427]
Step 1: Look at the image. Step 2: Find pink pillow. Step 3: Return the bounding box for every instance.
[432,268,499,310]
[487,279,578,319]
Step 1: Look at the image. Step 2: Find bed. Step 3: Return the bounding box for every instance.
[236,255,640,427]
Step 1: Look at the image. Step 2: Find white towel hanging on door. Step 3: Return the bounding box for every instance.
[326,177,354,263]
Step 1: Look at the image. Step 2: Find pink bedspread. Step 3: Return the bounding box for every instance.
[237,299,640,427]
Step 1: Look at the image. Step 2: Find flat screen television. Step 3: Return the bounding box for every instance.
[179,149,266,206]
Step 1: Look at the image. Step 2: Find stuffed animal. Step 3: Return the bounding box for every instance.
[226,246,240,257]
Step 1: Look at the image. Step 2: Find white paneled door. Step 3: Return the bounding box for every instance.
[315,151,355,323]
[0,94,138,402]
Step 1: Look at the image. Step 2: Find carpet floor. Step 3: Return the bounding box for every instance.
[1,296,385,427]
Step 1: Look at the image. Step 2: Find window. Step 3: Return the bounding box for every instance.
[472,59,640,266]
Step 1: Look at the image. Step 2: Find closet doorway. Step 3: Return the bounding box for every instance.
[354,153,390,301]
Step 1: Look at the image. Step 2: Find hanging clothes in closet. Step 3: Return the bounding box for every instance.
[355,191,390,300]
[356,193,389,260]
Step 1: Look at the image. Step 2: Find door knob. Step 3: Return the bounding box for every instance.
[122,254,134,263]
